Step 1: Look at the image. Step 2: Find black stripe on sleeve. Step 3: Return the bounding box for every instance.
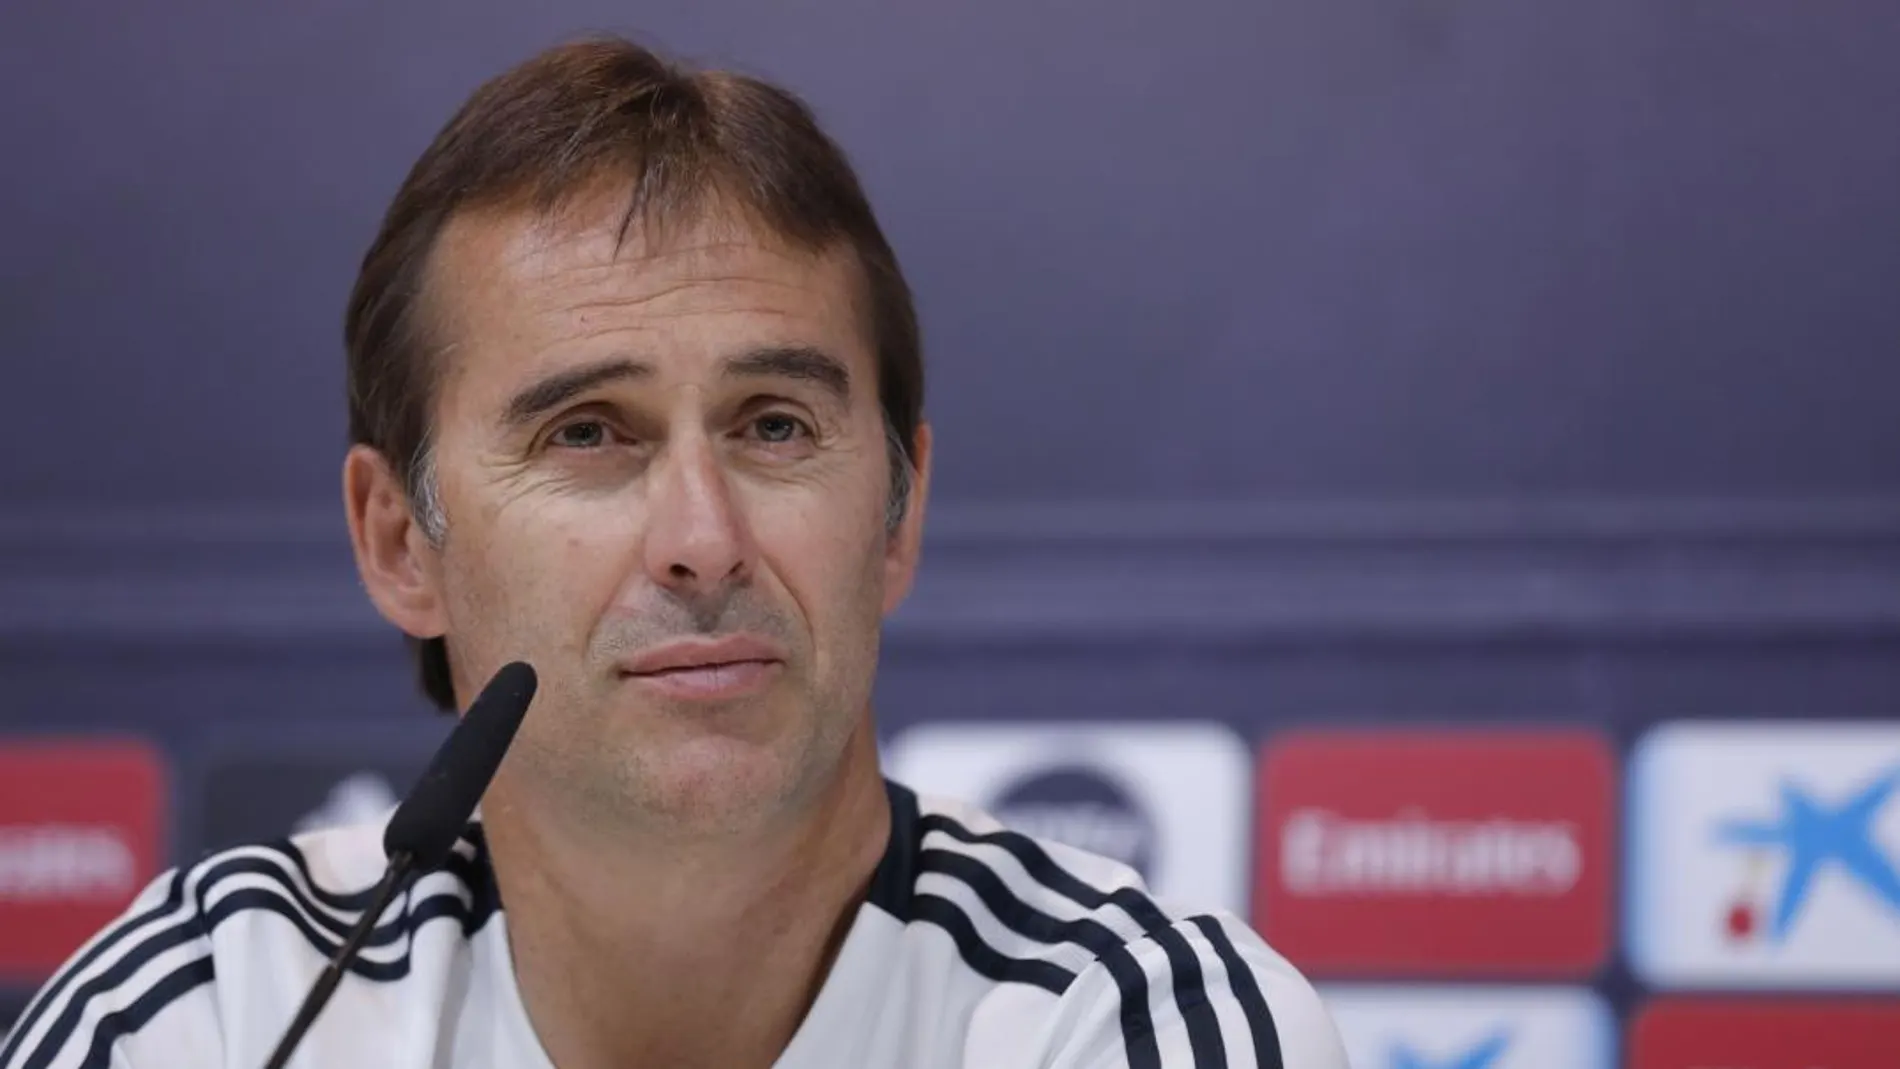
[919,816,1172,928]
[919,849,1125,957]
[9,831,499,1069]
[262,835,494,941]
[922,814,1266,1067]
[268,838,387,911]
[188,855,404,946]
[1096,943,1162,1069]
[18,875,477,1069]
[76,958,217,1069]
[922,845,1232,1066]
[1149,924,1228,1069]
[201,888,480,979]
[18,907,217,1069]
[1188,916,1283,1069]
[0,871,188,1069]
[909,894,1076,995]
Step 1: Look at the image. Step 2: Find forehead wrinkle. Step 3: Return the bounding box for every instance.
[457,190,855,309]
[526,239,834,306]
[528,258,854,337]
[425,201,877,421]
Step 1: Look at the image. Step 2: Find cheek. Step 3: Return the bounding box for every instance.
[442,510,628,666]
[759,493,889,651]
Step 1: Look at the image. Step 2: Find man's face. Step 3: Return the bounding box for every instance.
[391,190,924,833]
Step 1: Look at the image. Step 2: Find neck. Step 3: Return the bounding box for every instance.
[479,727,891,1069]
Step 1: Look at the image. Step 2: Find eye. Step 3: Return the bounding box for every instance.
[549,420,611,449]
[751,412,812,444]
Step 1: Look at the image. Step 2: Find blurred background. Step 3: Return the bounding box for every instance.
[4,2,1900,1066]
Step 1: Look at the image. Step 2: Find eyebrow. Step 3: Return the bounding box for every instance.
[501,358,651,428]
[724,345,851,402]
[499,346,853,428]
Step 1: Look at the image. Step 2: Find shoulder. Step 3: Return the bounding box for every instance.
[897,787,1347,1069]
[0,818,497,1069]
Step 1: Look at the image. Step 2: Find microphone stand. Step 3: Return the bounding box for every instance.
[260,853,418,1069]
[256,660,537,1069]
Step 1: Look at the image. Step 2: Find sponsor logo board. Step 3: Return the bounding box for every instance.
[1627,721,1900,988]
[1257,729,1614,977]
[1629,997,1900,1069]
[0,739,167,980]
[1320,984,1612,1069]
[882,721,1252,912]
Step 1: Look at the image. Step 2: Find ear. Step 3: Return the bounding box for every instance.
[343,444,449,640]
[881,421,932,615]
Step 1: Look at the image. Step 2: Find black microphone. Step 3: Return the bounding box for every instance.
[261,660,538,1069]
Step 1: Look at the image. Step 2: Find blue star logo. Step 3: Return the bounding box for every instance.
[1389,1030,1509,1069]
[1713,764,1900,940]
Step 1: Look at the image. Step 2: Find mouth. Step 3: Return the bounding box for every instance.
[617,636,786,701]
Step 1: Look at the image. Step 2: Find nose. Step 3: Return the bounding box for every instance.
[641,433,755,598]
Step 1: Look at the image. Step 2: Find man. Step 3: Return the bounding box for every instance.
[2,36,1346,1069]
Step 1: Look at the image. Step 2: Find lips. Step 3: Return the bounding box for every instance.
[619,635,786,677]
[617,636,786,702]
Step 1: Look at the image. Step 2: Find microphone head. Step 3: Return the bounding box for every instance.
[383,660,537,870]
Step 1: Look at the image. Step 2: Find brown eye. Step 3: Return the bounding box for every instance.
[550,421,608,449]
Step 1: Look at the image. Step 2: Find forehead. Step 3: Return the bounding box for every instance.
[419,189,876,410]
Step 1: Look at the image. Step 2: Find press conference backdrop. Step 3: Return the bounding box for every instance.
[4,2,1900,1067]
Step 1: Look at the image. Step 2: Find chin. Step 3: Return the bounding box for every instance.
[516,688,857,835]
[612,733,828,836]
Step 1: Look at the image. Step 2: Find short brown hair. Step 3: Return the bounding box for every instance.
[343,35,925,713]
